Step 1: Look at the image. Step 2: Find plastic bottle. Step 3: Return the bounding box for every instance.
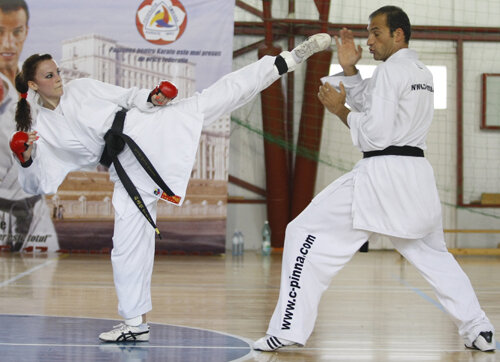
[232,230,239,256]
[237,231,244,255]
[261,220,271,256]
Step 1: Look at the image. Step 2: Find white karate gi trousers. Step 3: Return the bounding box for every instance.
[266,172,494,346]
[111,185,157,319]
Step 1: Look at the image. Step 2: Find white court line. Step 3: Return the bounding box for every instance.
[0,342,249,349]
[0,257,60,288]
[0,342,469,352]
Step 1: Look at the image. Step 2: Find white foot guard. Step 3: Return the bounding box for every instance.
[275,33,332,74]
[465,331,496,352]
[253,335,298,351]
[99,323,150,342]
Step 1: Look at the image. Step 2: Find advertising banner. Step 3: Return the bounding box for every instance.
[0,0,234,254]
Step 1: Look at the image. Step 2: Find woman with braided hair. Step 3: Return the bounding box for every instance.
[10,33,332,342]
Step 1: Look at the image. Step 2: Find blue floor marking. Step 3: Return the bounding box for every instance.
[0,314,251,362]
[394,275,500,349]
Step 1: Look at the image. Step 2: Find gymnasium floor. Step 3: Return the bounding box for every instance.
[0,250,498,361]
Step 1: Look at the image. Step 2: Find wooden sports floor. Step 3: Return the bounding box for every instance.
[0,249,498,361]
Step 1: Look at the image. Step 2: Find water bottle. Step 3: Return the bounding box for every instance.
[261,220,271,256]
[237,231,244,255]
[232,230,239,256]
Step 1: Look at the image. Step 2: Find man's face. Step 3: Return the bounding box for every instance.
[366,14,398,61]
[0,8,28,72]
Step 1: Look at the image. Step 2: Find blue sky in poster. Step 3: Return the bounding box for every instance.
[22,0,235,90]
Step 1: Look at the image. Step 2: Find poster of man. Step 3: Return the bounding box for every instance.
[9,0,235,254]
[0,0,58,252]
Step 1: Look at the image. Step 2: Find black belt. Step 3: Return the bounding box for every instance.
[363,145,424,159]
[0,195,41,211]
[100,109,176,239]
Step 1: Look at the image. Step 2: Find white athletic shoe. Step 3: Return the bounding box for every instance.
[465,331,496,352]
[253,335,298,351]
[293,33,332,62]
[279,33,332,73]
[99,323,150,342]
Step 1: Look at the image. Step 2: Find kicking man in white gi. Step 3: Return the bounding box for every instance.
[254,5,496,353]
[10,33,332,342]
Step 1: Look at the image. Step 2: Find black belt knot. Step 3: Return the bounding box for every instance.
[363,145,424,159]
[100,110,127,167]
[100,109,177,239]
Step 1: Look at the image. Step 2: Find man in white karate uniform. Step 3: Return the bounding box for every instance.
[254,5,496,353]
[0,0,58,252]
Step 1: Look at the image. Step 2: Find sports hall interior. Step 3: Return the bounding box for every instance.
[1,1,499,361]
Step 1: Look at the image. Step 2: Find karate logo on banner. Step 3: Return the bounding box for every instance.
[136,0,188,45]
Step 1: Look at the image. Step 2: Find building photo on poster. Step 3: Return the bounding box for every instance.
[1,0,235,254]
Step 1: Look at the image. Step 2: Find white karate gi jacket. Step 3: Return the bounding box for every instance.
[17,78,206,218]
[16,56,280,219]
[322,49,442,238]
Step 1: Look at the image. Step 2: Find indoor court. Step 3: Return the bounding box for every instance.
[1,0,500,361]
[0,250,499,361]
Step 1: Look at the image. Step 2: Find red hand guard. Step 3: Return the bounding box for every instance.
[10,131,29,163]
[152,80,178,100]
[0,80,4,104]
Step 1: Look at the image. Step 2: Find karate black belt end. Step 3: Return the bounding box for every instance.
[363,145,424,158]
[100,109,175,239]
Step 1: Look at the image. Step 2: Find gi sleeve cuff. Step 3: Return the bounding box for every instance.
[21,157,33,168]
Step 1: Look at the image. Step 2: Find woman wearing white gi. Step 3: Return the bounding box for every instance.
[255,6,496,353]
[11,33,332,342]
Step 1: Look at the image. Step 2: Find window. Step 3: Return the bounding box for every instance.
[481,74,500,129]
[329,64,447,109]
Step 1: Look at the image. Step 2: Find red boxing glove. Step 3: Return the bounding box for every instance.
[0,80,4,105]
[152,80,178,100]
[10,131,29,163]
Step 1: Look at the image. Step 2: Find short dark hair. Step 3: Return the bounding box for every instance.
[0,0,29,23]
[370,5,411,43]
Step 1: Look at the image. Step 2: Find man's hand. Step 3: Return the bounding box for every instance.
[318,82,350,127]
[335,28,362,76]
